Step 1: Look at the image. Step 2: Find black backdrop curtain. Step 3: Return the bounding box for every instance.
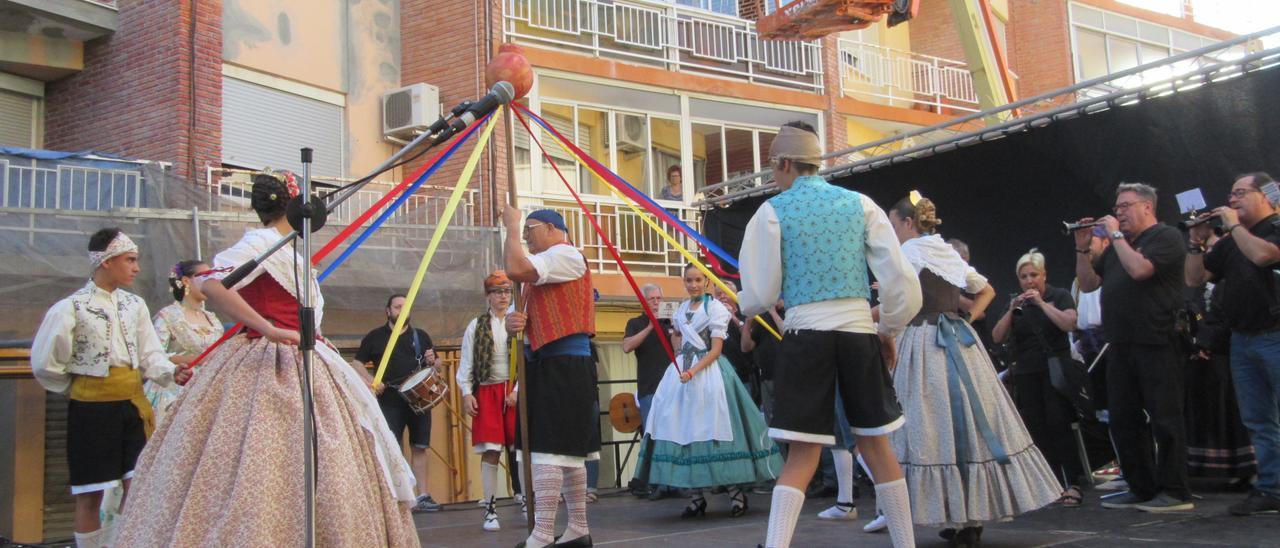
[704,66,1280,308]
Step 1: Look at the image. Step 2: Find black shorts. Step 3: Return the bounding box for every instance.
[770,330,904,445]
[67,399,146,494]
[379,393,432,449]
[518,353,600,458]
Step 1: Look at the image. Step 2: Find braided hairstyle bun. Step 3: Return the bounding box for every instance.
[250,174,290,225]
[890,194,943,235]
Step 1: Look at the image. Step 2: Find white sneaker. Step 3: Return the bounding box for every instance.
[863,513,887,533]
[515,493,525,504]
[818,502,858,520]
[1097,478,1129,491]
[483,510,500,531]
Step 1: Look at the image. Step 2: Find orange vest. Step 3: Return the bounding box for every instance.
[525,246,595,351]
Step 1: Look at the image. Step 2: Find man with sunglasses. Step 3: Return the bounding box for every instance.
[503,207,598,548]
[1186,172,1280,516]
[1074,182,1190,512]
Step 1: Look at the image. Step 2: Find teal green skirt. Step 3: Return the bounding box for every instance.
[636,360,782,488]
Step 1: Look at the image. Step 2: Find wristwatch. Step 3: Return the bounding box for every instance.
[1109,230,1124,241]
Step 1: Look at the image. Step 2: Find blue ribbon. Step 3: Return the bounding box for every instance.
[936,314,1011,466]
[317,117,486,281]
[524,112,740,269]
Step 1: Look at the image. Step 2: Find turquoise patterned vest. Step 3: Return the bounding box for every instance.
[768,176,871,307]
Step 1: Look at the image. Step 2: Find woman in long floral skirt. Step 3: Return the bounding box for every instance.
[117,171,419,546]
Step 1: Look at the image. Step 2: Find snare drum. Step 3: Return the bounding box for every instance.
[398,367,449,415]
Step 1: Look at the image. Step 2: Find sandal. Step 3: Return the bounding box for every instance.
[585,491,598,503]
[1056,486,1083,507]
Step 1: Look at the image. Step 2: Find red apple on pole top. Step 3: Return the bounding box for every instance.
[486,43,534,100]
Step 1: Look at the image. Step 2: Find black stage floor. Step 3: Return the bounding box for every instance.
[413,479,1280,547]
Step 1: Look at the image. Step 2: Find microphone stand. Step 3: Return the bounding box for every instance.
[218,103,472,290]
[298,148,318,547]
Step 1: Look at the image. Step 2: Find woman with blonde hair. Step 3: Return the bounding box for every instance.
[886,193,1060,547]
[993,249,1086,507]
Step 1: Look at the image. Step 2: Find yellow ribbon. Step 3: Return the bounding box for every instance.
[374,108,503,386]
[536,122,782,341]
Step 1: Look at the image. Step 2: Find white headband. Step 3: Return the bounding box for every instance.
[89,232,138,268]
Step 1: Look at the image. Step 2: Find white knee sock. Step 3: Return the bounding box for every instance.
[875,479,915,548]
[522,463,563,548]
[482,461,499,502]
[560,465,590,541]
[765,485,805,548]
[833,449,854,504]
[74,527,104,548]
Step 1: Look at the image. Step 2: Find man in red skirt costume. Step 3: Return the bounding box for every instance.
[456,270,518,531]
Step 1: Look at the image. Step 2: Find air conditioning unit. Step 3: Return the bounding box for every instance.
[382,83,440,138]
[615,115,647,154]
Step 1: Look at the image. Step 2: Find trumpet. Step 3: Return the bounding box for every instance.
[1061,220,1104,235]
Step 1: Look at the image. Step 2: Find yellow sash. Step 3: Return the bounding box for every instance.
[70,367,156,438]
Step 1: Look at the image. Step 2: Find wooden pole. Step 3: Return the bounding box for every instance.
[504,107,536,534]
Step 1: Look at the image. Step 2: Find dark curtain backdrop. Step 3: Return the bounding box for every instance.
[704,66,1280,310]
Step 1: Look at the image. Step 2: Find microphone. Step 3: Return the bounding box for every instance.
[444,81,516,137]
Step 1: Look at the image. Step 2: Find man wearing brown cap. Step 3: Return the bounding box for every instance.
[739,121,922,547]
[457,270,517,532]
[503,207,599,548]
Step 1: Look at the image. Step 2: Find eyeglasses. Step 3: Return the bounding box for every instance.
[1113,201,1146,214]
[1229,188,1260,199]
[487,288,513,295]
[522,222,545,234]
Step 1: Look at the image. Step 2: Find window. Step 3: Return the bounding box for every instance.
[613,113,650,199]
[577,107,611,195]
[649,117,683,200]
[1068,2,1218,85]
[222,77,344,177]
[675,0,737,17]
[0,90,37,148]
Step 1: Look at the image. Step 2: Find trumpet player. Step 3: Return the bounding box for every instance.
[1185,172,1280,516]
[1074,182,1192,513]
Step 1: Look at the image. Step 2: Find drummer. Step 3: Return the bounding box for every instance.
[352,293,442,513]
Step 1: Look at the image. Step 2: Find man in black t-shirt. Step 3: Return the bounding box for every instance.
[622,284,673,425]
[352,293,440,512]
[1074,183,1190,512]
[1186,172,1280,516]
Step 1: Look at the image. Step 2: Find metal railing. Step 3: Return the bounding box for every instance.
[698,25,1280,206]
[838,39,979,113]
[205,167,478,228]
[0,159,144,210]
[505,0,824,92]
[521,197,702,276]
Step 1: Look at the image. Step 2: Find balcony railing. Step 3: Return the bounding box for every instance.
[505,0,824,92]
[838,39,979,113]
[0,158,144,210]
[206,167,478,228]
[521,198,701,277]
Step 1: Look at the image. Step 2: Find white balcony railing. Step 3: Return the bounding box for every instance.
[505,0,824,92]
[522,198,702,277]
[0,159,144,210]
[207,168,478,228]
[838,39,979,113]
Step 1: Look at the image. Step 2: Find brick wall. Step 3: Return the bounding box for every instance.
[909,0,966,63]
[739,0,765,21]
[44,0,222,183]
[1008,0,1073,97]
[402,0,508,227]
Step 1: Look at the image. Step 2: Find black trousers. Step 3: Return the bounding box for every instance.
[1107,342,1191,500]
[1014,370,1084,488]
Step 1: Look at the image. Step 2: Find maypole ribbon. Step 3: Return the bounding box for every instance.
[187,117,489,369]
[320,114,490,280]
[511,108,676,364]
[374,109,501,387]
[514,103,739,269]
[527,109,781,341]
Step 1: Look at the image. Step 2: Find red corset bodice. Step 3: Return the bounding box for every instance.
[237,274,300,338]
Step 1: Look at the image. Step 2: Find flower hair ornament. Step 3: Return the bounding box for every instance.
[908,189,923,206]
[170,262,187,292]
[89,232,138,269]
[257,168,301,201]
